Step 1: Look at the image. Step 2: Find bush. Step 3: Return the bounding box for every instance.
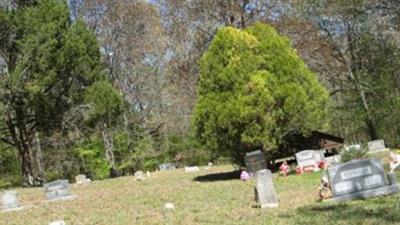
[75,138,110,180]
[340,146,369,163]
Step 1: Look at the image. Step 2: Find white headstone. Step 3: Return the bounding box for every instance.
[134,171,145,181]
[325,155,341,165]
[1,190,22,212]
[367,140,387,153]
[75,174,91,185]
[254,169,278,208]
[184,166,200,173]
[295,150,319,172]
[344,144,362,151]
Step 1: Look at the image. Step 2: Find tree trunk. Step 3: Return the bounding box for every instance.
[34,131,46,184]
[101,123,115,167]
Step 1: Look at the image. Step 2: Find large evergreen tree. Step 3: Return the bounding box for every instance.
[0,0,116,186]
[193,23,330,164]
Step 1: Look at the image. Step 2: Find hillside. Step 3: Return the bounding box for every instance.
[3,156,400,225]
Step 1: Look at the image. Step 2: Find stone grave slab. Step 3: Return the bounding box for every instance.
[254,169,278,208]
[159,163,176,171]
[245,150,267,173]
[327,158,400,201]
[1,190,23,212]
[43,180,75,201]
[368,140,388,153]
[184,166,200,173]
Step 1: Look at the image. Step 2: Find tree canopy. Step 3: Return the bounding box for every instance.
[193,23,330,163]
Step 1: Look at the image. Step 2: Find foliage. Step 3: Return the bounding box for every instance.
[74,138,110,180]
[193,23,330,164]
[340,147,369,163]
[0,0,114,185]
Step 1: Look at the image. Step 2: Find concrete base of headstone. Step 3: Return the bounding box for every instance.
[368,148,389,154]
[329,183,400,202]
[47,194,76,202]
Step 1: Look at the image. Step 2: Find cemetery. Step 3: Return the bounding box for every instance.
[2,149,400,224]
[2,1,400,224]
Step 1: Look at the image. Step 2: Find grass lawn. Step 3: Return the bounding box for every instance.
[2,153,400,224]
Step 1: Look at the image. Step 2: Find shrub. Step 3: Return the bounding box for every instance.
[340,146,369,163]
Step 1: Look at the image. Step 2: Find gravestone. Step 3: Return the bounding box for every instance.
[367,140,387,153]
[344,144,362,151]
[184,166,200,173]
[296,150,319,172]
[1,190,23,212]
[134,171,145,181]
[43,180,74,201]
[244,150,267,173]
[75,174,91,185]
[159,163,176,171]
[314,150,325,162]
[254,169,278,208]
[325,155,341,166]
[327,158,400,201]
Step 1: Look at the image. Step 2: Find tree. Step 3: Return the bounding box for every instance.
[0,0,110,186]
[193,23,330,164]
[294,0,400,144]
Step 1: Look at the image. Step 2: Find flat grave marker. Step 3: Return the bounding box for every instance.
[159,163,176,171]
[184,166,200,173]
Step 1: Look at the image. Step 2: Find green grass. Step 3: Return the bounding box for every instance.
[2,152,400,224]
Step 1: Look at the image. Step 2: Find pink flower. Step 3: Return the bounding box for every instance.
[240,170,250,181]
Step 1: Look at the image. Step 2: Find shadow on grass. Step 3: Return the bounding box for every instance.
[193,170,241,182]
[281,196,400,224]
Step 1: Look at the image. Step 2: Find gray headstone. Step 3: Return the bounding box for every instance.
[245,150,267,173]
[1,190,22,212]
[367,140,387,153]
[327,158,400,201]
[254,169,278,208]
[296,150,319,171]
[159,163,176,171]
[43,180,73,201]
